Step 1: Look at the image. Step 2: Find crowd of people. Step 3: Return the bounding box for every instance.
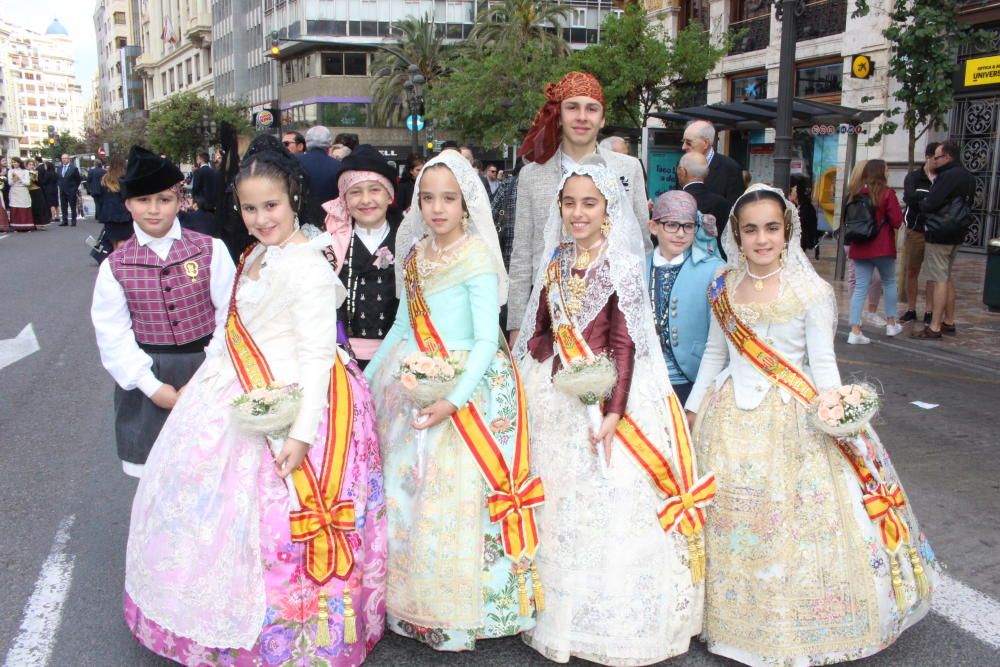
[0,153,89,231]
[86,71,951,667]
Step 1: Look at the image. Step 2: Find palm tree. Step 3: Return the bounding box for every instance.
[470,0,572,55]
[371,14,450,126]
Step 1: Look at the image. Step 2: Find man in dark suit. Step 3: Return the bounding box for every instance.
[682,120,745,208]
[296,125,342,228]
[189,152,216,210]
[57,153,83,226]
[677,151,731,259]
[85,159,106,221]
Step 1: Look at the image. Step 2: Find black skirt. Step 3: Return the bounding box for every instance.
[113,349,205,466]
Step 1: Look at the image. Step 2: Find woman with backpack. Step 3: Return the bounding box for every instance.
[845,159,904,344]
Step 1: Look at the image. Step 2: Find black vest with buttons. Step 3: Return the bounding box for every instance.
[337,224,400,340]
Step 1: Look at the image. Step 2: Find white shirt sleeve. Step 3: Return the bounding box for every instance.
[90,260,163,397]
[203,239,238,358]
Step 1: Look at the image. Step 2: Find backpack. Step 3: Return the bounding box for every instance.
[924,195,973,244]
[842,194,880,244]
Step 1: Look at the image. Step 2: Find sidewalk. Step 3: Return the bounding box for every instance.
[811,239,1000,368]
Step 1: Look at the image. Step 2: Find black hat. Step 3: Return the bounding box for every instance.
[120,145,184,199]
[338,145,397,187]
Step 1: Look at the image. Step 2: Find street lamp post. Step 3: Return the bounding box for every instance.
[772,0,801,194]
[403,64,425,158]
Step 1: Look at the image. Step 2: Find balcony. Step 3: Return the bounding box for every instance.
[729,14,771,55]
[796,0,847,41]
[186,17,211,48]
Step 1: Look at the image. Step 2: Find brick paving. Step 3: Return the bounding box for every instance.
[811,237,1000,368]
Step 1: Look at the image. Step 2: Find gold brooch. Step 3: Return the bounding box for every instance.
[183,260,199,282]
[565,275,587,315]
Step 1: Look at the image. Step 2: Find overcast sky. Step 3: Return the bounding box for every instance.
[1,0,98,98]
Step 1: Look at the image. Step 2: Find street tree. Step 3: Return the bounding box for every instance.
[371,14,450,126]
[566,5,729,127]
[84,114,149,162]
[427,39,565,148]
[854,0,993,169]
[470,0,572,56]
[146,93,251,163]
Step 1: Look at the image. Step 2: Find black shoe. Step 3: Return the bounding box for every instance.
[923,312,932,324]
[941,322,957,335]
[899,310,917,323]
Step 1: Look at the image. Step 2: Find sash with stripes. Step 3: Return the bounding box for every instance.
[706,271,930,605]
[403,247,543,563]
[226,244,356,587]
[545,249,714,582]
[708,272,819,405]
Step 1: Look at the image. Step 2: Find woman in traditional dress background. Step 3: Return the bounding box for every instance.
[7,157,35,231]
[365,150,540,651]
[124,135,387,666]
[513,161,708,666]
[686,184,936,666]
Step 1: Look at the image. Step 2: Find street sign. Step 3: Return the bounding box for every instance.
[406,114,425,132]
[851,54,874,79]
[97,146,107,158]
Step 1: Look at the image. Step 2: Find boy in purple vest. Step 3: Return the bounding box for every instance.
[91,146,236,477]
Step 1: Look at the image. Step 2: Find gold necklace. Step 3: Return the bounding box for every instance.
[574,237,605,270]
[746,266,782,291]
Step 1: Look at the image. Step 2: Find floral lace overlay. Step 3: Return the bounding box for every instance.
[553,242,614,335]
[693,382,933,665]
[728,272,806,329]
[414,235,497,299]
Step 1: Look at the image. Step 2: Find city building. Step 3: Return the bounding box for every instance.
[93,0,145,126]
[210,0,624,161]
[0,21,22,157]
[134,0,213,107]
[0,19,86,157]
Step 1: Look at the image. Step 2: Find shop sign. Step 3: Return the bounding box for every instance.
[810,124,863,136]
[964,55,1000,87]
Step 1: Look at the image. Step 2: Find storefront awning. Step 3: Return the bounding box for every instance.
[650,97,882,131]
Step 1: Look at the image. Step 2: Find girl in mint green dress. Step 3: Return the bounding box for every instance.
[365,151,540,651]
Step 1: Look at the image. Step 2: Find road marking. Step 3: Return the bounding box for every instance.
[0,323,40,372]
[933,572,1000,649]
[0,234,9,242]
[2,515,76,667]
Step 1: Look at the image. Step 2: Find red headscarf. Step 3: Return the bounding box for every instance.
[518,71,605,165]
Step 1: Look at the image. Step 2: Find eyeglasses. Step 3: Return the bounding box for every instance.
[656,220,696,234]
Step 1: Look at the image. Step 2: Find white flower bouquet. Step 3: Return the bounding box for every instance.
[231,382,304,438]
[231,382,304,510]
[394,352,464,407]
[553,354,618,477]
[814,383,880,438]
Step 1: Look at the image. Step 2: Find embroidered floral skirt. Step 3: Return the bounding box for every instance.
[369,344,536,651]
[693,381,937,667]
[519,355,701,666]
[125,360,387,666]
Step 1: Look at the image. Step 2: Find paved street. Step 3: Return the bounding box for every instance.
[1,223,998,667]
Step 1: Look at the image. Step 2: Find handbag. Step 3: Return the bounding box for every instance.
[842,194,881,244]
[86,228,111,264]
[924,195,972,244]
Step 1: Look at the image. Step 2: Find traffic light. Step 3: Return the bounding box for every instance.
[269,32,280,58]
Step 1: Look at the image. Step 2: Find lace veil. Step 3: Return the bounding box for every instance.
[721,183,838,332]
[512,160,675,400]
[398,150,509,305]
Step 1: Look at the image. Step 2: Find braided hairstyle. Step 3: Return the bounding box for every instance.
[233,134,310,222]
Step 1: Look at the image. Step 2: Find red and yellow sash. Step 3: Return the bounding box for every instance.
[226,245,356,587]
[403,247,544,613]
[708,272,929,606]
[547,253,715,582]
[708,273,818,405]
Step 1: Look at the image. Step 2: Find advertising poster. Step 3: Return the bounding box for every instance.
[646,148,683,200]
[812,134,840,231]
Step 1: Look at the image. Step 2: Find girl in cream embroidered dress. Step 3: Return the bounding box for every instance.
[124,141,386,667]
[513,163,702,666]
[365,152,535,651]
[686,185,937,667]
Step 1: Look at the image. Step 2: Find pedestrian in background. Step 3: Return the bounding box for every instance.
[26,159,50,228]
[56,153,82,226]
[40,160,59,221]
[87,159,107,221]
[790,173,818,259]
[913,139,974,340]
[846,159,904,344]
[395,153,424,213]
[900,142,939,325]
[682,120,745,207]
[97,157,133,250]
[297,125,343,227]
[6,157,34,231]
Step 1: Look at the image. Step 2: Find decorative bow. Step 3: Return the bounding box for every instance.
[658,473,716,536]
[487,475,545,558]
[289,498,357,581]
[863,483,910,553]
